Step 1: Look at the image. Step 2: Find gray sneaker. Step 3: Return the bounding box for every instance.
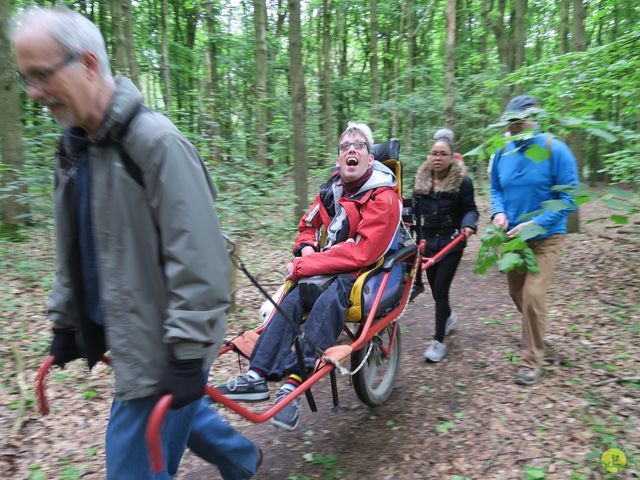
[216,373,270,402]
[423,340,447,362]
[269,386,301,431]
[514,366,543,385]
[445,311,459,335]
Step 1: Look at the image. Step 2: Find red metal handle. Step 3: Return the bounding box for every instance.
[146,394,174,473]
[35,356,55,415]
[35,355,111,416]
[421,234,466,271]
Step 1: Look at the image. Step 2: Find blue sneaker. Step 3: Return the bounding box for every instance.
[269,386,301,431]
[216,373,269,402]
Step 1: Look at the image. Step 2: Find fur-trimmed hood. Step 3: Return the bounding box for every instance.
[414,157,465,195]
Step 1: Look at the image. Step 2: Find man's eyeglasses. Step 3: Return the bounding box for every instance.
[428,151,451,158]
[339,141,369,152]
[18,55,79,88]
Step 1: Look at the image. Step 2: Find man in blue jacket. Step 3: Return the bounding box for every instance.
[491,95,579,386]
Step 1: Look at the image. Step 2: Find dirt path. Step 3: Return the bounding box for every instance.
[2,196,638,479]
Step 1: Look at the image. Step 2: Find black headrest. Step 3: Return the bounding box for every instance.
[372,138,401,162]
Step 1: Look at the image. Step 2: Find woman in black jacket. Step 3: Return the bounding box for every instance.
[413,136,479,362]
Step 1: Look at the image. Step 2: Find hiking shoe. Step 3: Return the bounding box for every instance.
[269,386,301,431]
[423,340,447,362]
[514,366,543,385]
[216,373,270,402]
[445,311,459,335]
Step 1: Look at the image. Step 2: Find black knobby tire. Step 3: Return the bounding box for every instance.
[351,324,401,407]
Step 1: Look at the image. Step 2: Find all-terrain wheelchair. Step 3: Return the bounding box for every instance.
[36,139,465,472]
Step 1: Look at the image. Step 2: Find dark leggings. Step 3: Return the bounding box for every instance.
[426,249,463,342]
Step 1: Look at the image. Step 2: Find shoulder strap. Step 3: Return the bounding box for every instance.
[113,105,151,188]
[545,133,555,186]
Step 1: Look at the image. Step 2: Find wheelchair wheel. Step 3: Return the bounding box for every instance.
[351,324,401,407]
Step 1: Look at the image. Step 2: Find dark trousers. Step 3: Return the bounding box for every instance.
[426,250,463,342]
[250,273,355,379]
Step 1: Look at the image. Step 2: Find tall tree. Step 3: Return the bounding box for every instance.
[288,0,308,219]
[405,0,415,152]
[205,0,222,161]
[160,0,171,109]
[390,1,404,137]
[253,0,269,167]
[320,0,334,162]
[335,0,348,139]
[443,0,457,129]
[122,0,140,88]
[0,0,27,237]
[566,0,587,232]
[560,0,570,54]
[110,0,127,75]
[510,0,527,95]
[370,0,379,132]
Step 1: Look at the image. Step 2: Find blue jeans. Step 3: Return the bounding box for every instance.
[188,397,260,479]
[105,395,198,479]
[250,273,355,379]
[106,397,259,480]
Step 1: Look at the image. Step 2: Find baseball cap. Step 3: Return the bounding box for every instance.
[500,95,539,122]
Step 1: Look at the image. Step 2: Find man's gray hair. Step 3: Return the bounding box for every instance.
[339,121,374,152]
[9,6,113,79]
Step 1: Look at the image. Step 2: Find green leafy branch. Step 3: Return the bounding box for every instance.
[473,226,540,275]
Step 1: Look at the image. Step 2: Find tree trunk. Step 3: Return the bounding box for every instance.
[405,0,415,153]
[122,0,140,88]
[253,0,269,167]
[560,0,570,54]
[161,0,171,109]
[320,0,334,163]
[110,0,127,76]
[573,0,586,51]
[0,0,28,237]
[510,0,527,95]
[490,0,510,108]
[205,0,222,161]
[288,0,308,220]
[370,0,379,132]
[566,0,587,233]
[335,0,348,139]
[443,0,457,130]
[391,2,404,137]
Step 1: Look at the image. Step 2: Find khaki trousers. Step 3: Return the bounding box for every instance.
[506,235,564,369]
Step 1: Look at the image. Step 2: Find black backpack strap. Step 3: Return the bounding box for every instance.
[113,105,151,188]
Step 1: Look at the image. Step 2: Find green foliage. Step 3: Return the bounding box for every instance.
[523,465,547,480]
[436,420,454,435]
[474,226,540,275]
[27,465,46,480]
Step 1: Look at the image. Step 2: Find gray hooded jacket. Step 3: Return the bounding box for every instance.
[49,77,229,400]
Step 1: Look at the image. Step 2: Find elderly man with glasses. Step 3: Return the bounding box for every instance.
[217,122,401,431]
[11,6,261,479]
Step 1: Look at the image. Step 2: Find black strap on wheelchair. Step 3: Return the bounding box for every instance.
[227,245,319,412]
[409,200,425,303]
